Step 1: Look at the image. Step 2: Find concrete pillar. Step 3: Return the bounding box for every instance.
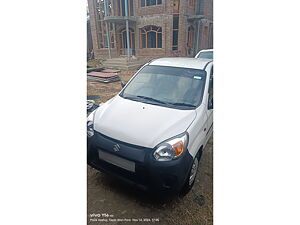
[124,0,131,59]
[195,20,201,53]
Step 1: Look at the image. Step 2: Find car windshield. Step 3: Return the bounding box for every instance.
[120,65,206,110]
[197,51,213,59]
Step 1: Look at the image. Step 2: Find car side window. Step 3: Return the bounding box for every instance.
[208,66,213,109]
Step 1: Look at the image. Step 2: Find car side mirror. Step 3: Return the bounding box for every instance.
[121,81,126,88]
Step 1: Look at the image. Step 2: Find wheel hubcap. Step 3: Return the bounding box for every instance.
[189,157,199,185]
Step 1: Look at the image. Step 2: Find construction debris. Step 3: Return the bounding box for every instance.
[101,69,121,73]
[87,95,101,101]
[87,71,121,83]
[87,67,103,73]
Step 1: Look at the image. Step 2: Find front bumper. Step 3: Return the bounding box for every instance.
[87,131,193,193]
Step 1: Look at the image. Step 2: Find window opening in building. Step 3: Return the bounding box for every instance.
[119,28,135,55]
[117,0,134,16]
[141,0,162,7]
[140,26,162,48]
[189,0,195,7]
[172,15,179,50]
[95,0,105,19]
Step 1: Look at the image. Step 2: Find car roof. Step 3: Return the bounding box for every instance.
[148,57,212,70]
[198,49,213,53]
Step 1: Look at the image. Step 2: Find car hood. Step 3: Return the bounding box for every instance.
[94,95,196,148]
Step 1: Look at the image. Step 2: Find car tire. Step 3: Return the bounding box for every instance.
[180,150,202,196]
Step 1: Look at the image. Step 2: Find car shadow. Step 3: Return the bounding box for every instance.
[92,169,181,207]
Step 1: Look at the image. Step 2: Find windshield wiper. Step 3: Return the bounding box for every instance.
[168,102,196,108]
[136,95,168,105]
[123,95,195,108]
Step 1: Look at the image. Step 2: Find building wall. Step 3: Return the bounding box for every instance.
[87,0,213,59]
[196,0,213,51]
[87,20,93,54]
[87,0,99,57]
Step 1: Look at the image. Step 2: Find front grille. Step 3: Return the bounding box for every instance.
[88,131,154,186]
[98,149,136,172]
[92,131,152,163]
[89,155,149,186]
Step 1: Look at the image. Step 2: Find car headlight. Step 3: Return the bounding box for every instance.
[87,110,95,138]
[153,132,189,161]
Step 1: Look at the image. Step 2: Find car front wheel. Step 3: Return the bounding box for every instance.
[180,151,201,196]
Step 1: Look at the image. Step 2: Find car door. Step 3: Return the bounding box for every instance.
[204,65,213,146]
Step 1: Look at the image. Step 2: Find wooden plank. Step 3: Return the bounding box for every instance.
[102,69,121,73]
[87,72,118,78]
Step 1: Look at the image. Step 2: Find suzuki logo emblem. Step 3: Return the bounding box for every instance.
[113,144,120,152]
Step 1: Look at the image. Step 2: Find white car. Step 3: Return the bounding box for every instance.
[87,57,213,195]
[195,49,213,59]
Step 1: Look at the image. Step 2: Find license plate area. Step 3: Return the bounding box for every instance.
[98,149,135,172]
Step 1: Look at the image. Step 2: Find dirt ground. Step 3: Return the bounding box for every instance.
[87,70,213,225]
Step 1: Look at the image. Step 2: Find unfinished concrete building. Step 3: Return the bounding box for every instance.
[87,0,213,69]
